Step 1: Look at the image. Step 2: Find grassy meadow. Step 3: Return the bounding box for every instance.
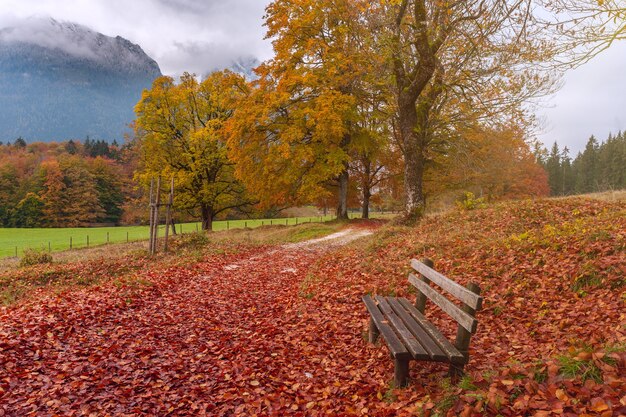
[0,212,394,258]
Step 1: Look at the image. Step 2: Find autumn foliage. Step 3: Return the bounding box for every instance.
[1,196,624,415]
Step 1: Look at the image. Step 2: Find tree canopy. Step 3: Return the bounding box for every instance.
[134,71,256,230]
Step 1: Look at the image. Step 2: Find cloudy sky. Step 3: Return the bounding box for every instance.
[0,0,274,75]
[0,0,624,154]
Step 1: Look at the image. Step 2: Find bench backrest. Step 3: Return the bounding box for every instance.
[408,258,483,334]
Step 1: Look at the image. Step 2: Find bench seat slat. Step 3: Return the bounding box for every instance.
[408,273,478,333]
[375,296,430,360]
[397,297,465,363]
[362,295,410,360]
[386,297,448,362]
[411,259,483,310]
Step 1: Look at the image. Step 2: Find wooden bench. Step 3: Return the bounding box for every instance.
[363,258,483,387]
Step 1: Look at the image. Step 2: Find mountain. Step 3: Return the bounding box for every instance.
[227,56,260,81]
[0,18,162,142]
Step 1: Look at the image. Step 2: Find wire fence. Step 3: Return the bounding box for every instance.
[0,214,355,259]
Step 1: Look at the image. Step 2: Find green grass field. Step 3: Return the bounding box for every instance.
[0,212,393,258]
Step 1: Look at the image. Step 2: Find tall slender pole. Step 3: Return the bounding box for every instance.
[148,178,155,254]
[151,177,161,255]
[164,177,174,252]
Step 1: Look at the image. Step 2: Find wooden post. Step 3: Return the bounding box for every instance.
[87,235,89,248]
[126,231,129,243]
[48,242,51,252]
[106,232,109,244]
[70,237,72,250]
[164,177,174,252]
[394,357,410,388]
[414,258,434,313]
[150,177,161,255]
[449,282,481,380]
[154,177,161,254]
[148,178,155,254]
[368,317,380,344]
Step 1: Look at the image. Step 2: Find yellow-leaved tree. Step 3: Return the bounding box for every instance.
[134,71,256,231]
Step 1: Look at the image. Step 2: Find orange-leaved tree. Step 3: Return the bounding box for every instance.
[426,124,549,200]
[226,0,379,218]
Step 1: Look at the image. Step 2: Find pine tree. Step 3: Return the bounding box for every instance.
[574,136,600,193]
[561,147,574,195]
[546,142,563,195]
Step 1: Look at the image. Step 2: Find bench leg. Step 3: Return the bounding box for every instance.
[448,362,465,382]
[368,317,380,344]
[394,357,410,388]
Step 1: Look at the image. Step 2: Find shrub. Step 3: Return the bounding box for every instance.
[456,192,487,210]
[19,249,53,267]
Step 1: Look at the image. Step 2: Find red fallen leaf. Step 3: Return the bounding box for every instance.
[1,198,625,416]
[589,397,609,412]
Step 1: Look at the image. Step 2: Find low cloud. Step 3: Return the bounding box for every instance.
[0,0,273,76]
[0,17,99,60]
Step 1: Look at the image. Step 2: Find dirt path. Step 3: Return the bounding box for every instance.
[0,228,392,416]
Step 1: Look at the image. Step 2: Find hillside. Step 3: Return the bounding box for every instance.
[0,17,162,142]
[0,196,624,415]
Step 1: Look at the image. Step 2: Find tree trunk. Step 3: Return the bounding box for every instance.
[201,205,213,231]
[399,97,426,222]
[362,189,370,219]
[337,168,349,220]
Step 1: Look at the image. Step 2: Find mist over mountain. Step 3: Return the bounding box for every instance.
[0,17,262,143]
[0,17,162,142]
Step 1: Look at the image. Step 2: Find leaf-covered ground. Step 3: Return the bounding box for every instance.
[1,198,624,416]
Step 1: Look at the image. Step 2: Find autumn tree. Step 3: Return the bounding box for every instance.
[39,160,66,227]
[430,125,549,200]
[134,71,255,231]
[12,193,44,228]
[90,157,124,224]
[227,0,377,219]
[376,0,557,220]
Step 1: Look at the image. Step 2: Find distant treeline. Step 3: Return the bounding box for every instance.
[539,132,626,196]
[0,138,138,228]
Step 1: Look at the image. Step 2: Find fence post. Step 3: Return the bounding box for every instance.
[48,242,51,252]
[87,235,89,248]
[196,223,199,232]
[296,217,298,225]
[127,231,129,243]
[245,221,247,228]
[70,237,73,250]
[15,246,17,257]
[227,221,229,230]
[107,232,109,244]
